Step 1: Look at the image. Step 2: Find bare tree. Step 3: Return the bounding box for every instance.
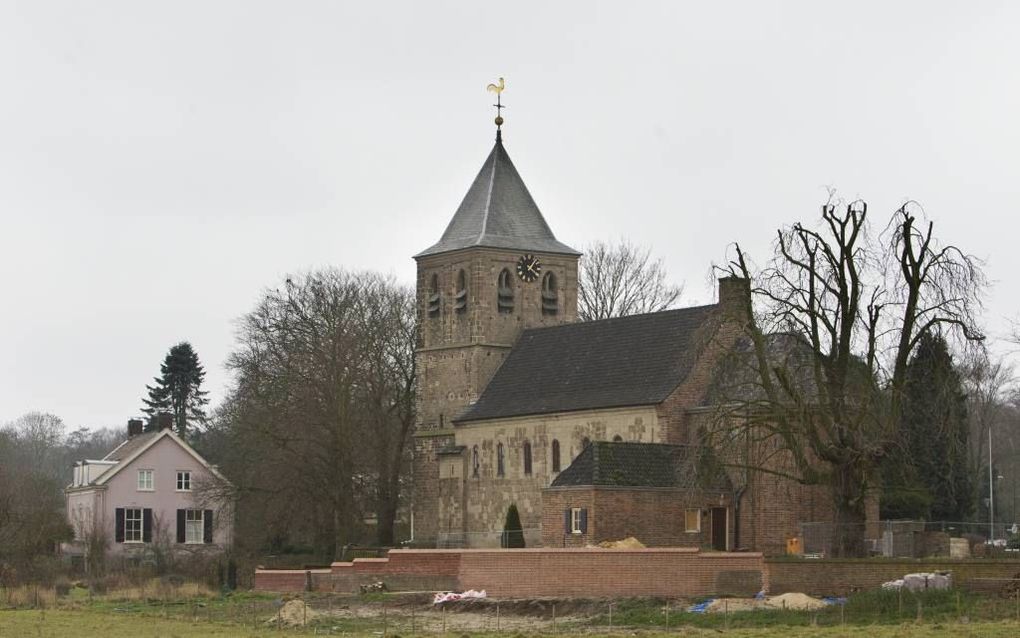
[714,197,985,556]
[578,239,683,321]
[216,269,415,558]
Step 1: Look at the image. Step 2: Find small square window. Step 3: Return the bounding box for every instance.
[125,508,143,542]
[685,509,701,533]
[137,469,153,491]
[571,508,583,534]
[176,471,192,491]
[185,509,204,544]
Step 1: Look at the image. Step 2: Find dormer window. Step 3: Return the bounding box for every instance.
[427,274,441,318]
[497,269,514,314]
[542,272,558,316]
[455,270,468,314]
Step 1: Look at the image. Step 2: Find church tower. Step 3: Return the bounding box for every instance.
[411,123,580,544]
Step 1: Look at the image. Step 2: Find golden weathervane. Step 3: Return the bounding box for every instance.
[487,77,506,129]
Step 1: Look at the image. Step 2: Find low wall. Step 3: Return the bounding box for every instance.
[767,558,1020,595]
[255,548,765,597]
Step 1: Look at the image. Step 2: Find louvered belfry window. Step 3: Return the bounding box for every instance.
[542,271,558,316]
[497,269,514,313]
[454,269,468,314]
[427,273,441,318]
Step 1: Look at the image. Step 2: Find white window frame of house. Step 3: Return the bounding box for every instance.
[570,507,583,534]
[685,508,701,533]
[185,509,204,544]
[124,508,144,543]
[137,469,154,491]
[176,470,192,491]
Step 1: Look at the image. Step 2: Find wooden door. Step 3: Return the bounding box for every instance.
[711,508,727,551]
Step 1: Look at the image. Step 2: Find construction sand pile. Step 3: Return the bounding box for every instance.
[702,593,826,613]
[266,599,317,627]
[596,537,646,549]
[762,593,827,611]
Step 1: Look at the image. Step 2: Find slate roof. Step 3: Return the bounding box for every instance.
[415,135,580,258]
[455,304,719,423]
[550,442,732,491]
[102,431,160,462]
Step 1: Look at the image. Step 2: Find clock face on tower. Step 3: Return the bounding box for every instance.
[516,254,541,283]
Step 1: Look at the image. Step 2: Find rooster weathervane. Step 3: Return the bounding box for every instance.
[487,77,506,132]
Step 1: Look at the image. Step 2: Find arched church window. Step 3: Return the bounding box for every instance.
[542,271,558,316]
[497,442,506,477]
[613,435,623,442]
[427,273,441,318]
[497,269,514,314]
[551,439,561,472]
[523,441,533,476]
[472,445,480,478]
[454,269,468,314]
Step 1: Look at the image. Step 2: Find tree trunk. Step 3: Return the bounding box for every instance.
[831,462,869,557]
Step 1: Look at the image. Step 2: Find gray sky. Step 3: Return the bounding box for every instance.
[2,1,1018,430]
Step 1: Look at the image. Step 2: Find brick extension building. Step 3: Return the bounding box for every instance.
[411,126,856,554]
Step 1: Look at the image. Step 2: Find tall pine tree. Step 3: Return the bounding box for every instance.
[142,342,209,438]
[885,333,973,521]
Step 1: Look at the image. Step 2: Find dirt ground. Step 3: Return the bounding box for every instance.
[305,595,590,632]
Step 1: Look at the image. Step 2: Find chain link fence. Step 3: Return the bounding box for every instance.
[799,520,1020,557]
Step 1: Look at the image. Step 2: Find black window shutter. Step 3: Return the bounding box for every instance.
[580,508,588,534]
[203,509,214,544]
[563,508,571,533]
[115,508,125,543]
[142,508,153,543]
[176,509,186,543]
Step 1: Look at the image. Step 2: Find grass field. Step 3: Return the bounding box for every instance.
[1,608,1020,637]
[2,585,1020,637]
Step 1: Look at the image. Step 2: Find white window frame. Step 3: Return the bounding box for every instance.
[570,507,583,534]
[176,470,192,492]
[124,508,143,543]
[185,509,204,544]
[685,508,701,533]
[137,469,154,491]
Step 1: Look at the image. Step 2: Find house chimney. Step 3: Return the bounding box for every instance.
[127,418,144,437]
[718,276,751,319]
[154,412,174,432]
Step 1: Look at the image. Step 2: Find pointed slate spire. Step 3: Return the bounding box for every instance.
[415,135,579,258]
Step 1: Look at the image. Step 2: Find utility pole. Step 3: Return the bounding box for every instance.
[989,425,995,544]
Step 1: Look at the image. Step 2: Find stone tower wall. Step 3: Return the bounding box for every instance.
[411,247,579,544]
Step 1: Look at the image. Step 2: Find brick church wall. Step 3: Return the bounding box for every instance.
[453,406,661,543]
[543,486,732,549]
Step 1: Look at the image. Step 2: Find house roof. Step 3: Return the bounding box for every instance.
[102,431,160,462]
[74,429,230,487]
[415,135,580,258]
[455,304,719,423]
[550,441,732,491]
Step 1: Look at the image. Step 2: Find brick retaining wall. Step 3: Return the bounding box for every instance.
[255,547,764,597]
[767,558,1020,595]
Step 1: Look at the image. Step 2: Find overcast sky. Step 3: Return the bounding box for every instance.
[2,1,1018,430]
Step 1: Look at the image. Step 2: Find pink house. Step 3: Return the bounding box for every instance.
[64,419,232,563]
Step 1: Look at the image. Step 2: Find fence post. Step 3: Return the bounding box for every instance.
[608,602,613,629]
[496,602,500,631]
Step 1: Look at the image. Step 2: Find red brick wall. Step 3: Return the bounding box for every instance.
[543,486,732,549]
[255,548,764,597]
[253,569,330,592]
[457,548,763,597]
